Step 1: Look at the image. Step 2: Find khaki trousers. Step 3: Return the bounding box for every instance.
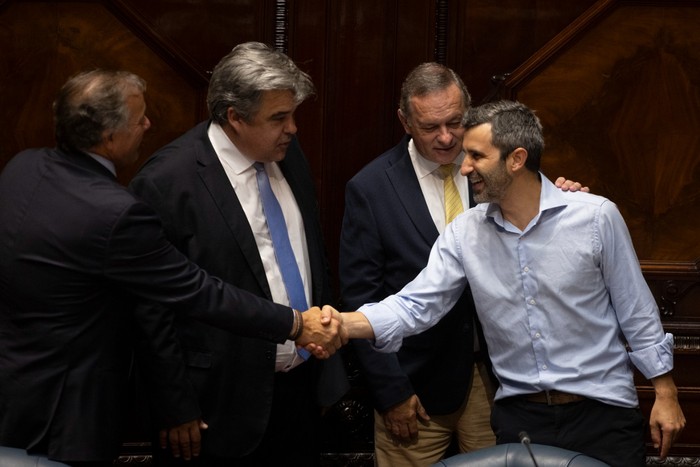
[374,363,496,467]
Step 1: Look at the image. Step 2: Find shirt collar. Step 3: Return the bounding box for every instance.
[485,172,569,230]
[208,121,256,174]
[407,138,465,179]
[86,152,116,177]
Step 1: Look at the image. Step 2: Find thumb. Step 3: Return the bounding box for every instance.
[415,399,431,423]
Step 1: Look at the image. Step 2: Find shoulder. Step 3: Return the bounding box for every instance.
[134,122,210,179]
[559,191,618,216]
[348,137,410,185]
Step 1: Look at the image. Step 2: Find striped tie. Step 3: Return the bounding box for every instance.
[440,164,464,224]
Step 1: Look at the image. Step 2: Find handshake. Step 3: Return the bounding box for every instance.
[293,306,371,359]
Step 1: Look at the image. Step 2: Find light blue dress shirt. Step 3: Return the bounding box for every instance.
[359,174,673,408]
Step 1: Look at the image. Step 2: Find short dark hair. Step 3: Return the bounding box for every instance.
[463,100,544,172]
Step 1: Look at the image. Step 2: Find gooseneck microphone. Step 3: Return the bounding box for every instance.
[519,431,540,467]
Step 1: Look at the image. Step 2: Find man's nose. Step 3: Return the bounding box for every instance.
[460,155,473,176]
[285,115,297,134]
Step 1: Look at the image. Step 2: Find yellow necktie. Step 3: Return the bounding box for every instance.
[440,164,464,224]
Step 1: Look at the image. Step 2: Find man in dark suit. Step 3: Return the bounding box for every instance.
[340,63,585,466]
[129,42,348,467]
[0,69,342,467]
[340,62,493,467]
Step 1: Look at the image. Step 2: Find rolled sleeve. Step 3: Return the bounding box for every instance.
[358,302,404,353]
[629,332,674,379]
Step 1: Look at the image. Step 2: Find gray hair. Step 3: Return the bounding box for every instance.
[207,42,315,125]
[399,62,471,121]
[53,69,146,152]
[463,100,544,172]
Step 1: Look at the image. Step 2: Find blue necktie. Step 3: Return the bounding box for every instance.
[254,162,310,360]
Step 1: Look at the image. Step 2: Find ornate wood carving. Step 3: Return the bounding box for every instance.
[434,0,448,63]
[273,0,288,53]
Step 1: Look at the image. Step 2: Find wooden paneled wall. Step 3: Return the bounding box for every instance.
[1,0,698,463]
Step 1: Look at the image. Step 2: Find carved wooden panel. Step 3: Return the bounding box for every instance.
[0,0,204,184]
[502,0,700,458]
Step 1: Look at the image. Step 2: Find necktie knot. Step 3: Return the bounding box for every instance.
[439,164,454,179]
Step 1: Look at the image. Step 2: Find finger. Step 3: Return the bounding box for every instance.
[179,434,192,461]
[169,430,181,458]
[659,430,672,460]
[416,403,431,423]
[650,423,661,450]
[320,305,334,324]
[159,429,168,450]
[189,423,202,458]
[396,422,411,440]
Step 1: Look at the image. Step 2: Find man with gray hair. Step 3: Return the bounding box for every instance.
[0,69,343,467]
[130,42,348,466]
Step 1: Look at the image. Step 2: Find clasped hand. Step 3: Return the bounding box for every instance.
[295,305,348,359]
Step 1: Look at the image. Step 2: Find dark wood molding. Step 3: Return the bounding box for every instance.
[434,0,448,63]
[273,0,288,53]
[104,0,209,88]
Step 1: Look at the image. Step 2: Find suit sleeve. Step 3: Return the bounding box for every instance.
[104,199,293,343]
[340,177,416,412]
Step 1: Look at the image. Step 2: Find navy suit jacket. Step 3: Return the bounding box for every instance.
[0,148,293,462]
[129,121,348,458]
[340,135,477,415]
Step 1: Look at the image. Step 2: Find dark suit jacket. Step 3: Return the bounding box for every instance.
[340,135,477,415]
[129,121,347,458]
[0,148,294,463]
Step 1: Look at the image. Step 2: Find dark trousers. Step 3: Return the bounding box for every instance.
[155,361,320,467]
[491,396,646,467]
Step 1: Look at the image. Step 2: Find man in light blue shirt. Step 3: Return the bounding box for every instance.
[340,100,685,466]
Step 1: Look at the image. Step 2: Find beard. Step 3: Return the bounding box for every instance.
[469,161,512,204]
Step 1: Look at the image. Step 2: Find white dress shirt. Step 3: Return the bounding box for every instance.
[209,122,310,371]
[407,138,470,233]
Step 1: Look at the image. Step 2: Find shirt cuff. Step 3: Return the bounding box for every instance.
[358,302,404,353]
[629,332,674,379]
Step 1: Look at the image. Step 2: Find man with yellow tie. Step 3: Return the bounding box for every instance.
[339,62,585,466]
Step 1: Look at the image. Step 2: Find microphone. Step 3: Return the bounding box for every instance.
[519,431,540,467]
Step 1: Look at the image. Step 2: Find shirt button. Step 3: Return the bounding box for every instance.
[523,266,530,272]
[529,299,536,305]
[542,364,548,370]
[534,332,541,339]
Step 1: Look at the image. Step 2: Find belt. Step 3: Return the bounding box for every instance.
[518,390,586,405]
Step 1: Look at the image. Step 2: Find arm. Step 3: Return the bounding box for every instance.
[598,201,685,457]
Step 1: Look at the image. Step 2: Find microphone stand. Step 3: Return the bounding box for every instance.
[519,431,540,467]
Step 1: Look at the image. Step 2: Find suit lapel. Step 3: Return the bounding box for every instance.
[193,124,273,299]
[386,138,440,245]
